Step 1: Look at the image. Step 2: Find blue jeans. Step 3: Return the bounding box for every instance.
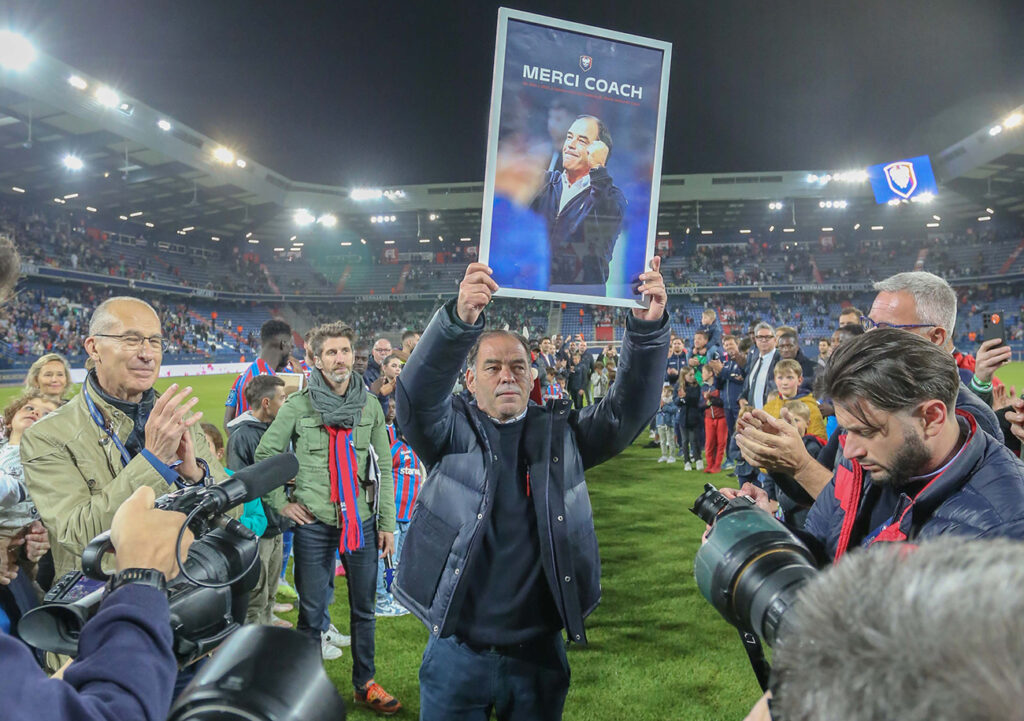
[376,521,408,599]
[279,528,293,582]
[418,632,570,721]
[292,518,379,689]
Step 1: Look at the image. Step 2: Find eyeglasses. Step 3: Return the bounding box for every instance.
[754,335,775,341]
[94,333,168,352]
[860,316,936,332]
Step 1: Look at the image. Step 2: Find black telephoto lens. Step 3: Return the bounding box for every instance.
[690,483,730,525]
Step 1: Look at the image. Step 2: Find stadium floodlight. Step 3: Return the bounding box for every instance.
[701,230,713,235]
[419,238,430,243]
[822,227,834,232]
[11,186,25,193]
[294,209,315,226]
[926,222,940,228]
[129,210,143,217]
[1005,113,1023,129]
[235,158,246,168]
[460,237,472,241]
[769,225,775,232]
[383,189,406,200]
[211,236,220,241]
[157,119,172,131]
[118,102,134,116]
[351,188,384,201]
[94,86,120,108]
[390,215,397,222]
[86,206,97,212]
[384,240,395,245]
[248,239,259,244]
[360,238,367,244]
[429,213,439,221]
[887,199,902,206]
[246,232,253,238]
[63,154,84,171]
[657,231,669,236]
[832,170,868,183]
[177,230,187,235]
[181,226,195,232]
[68,75,88,90]
[932,215,941,221]
[978,215,992,222]
[370,216,378,223]
[63,193,79,199]
[871,225,884,230]
[145,222,154,228]
[438,235,444,242]
[273,247,285,252]
[989,125,1003,136]
[768,201,783,210]
[118,215,127,220]
[806,174,818,183]
[986,207,995,214]
[739,229,751,234]
[212,146,235,164]
[782,228,795,233]
[0,31,36,70]
[853,223,860,230]
[340,241,352,246]
[289,235,296,241]
[292,242,304,247]
[53,198,65,204]
[317,214,338,228]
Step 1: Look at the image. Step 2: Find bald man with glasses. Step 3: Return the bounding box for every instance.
[21,296,228,579]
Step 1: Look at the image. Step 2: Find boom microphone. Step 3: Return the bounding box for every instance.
[196,453,300,514]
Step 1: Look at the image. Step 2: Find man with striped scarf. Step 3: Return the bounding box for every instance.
[256,321,400,715]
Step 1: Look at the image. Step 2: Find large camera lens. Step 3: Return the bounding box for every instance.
[693,496,817,646]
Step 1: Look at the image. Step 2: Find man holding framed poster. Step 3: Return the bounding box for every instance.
[479,8,672,306]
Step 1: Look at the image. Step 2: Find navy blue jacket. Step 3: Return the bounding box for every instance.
[665,352,688,386]
[1,585,176,721]
[805,412,1024,561]
[715,357,747,412]
[393,299,669,645]
[742,350,780,407]
[529,167,627,285]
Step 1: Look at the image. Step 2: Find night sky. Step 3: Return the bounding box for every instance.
[8,1,1024,186]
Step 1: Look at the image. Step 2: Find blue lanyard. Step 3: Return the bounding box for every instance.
[861,514,895,548]
[82,384,133,467]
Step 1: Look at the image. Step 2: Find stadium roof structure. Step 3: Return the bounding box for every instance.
[1,40,1021,254]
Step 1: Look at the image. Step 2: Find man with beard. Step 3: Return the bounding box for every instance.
[776,329,816,395]
[719,330,1024,561]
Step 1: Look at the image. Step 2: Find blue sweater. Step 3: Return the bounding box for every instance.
[2,584,176,721]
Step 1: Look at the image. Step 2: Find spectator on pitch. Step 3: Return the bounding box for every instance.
[353,341,371,382]
[392,329,421,363]
[534,336,556,374]
[576,339,595,404]
[223,318,294,430]
[256,321,399,713]
[23,352,74,403]
[590,359,609,403]
[370,353,402,419]
[776,329,816,395]
[701,362,728,474]
[837,305,861,329]
[568,351,589,409]
[677,369,704,470]
[763,359,826,439]
[656,384,679,463]
[698,308,724,358]
[542,367,564,401]
[742,322,780,411]
[665,336,688,388]
[394,260,668,720]
[200,422,268,551]
[715,334,747,471]
[225,376,300,628]
[21,296,228,581]
[830,322,864,351]
[375,398,422,618]
[364,337,392,388]
[816,337,832,371]
[725,330,1024,564]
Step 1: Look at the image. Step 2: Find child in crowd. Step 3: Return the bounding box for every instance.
[701,364,728,473]
[759,400,828,529]
[677,369,704,470]
[376,400,420,617]
[590,360,609,402]
[542,367,563,401]
[656,384,679,463]
[763,359,826,438]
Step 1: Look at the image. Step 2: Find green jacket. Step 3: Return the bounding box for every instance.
[20,385,228,579]
[255,386,395,534]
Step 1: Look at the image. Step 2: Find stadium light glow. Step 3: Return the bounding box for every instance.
[853,223,860,230]
[438,235,444,242]
[317,214,338,227]
[63,193,79,199]
[782,228,795,233]
[294,209,315,226]
[340,241,352,246]
[289,235,296,241]
[986,207,995,214]
[871,225,884,230]
[910,192,934,203]
[0,31,36,70]
[68,75,88,90]
[768,202,783,210]
[118,102,134,116]
[273,247,284,252]
[887,199,902,206]
[383,189,406,200]
[360,238,367,244]
[63,155,84,171]
[145,222,154,228]
[419,238,430,243]
[11,186,25,193]
[351,188,384,201]
[211,236,220,241]
[177,230,187,235]
[822,227,834,232]
[932,215,941,221]
[53,198,65,204]
[769,225,775,232]
[978,215,992,221]
[212,147,235,164]
[118,215,127,220]
[181,226,195,232]
[384,240,395,245]
[246,232,253,238]
[657,231,669,236]
[701,230,713,235]
[86,206,97,212]
[1005,113,1023,129]
[989,125,1003,136]
[94,86,120,108]
[460,236,472,241]
[926,222,940,228]
[235,158,247,168]
[292,242,304,247]
[248,238,259,244]
[157,119,172,131]
[739,229,751,234]
[129,210,143,217]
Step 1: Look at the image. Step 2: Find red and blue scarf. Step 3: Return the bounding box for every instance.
[327,426,364,553]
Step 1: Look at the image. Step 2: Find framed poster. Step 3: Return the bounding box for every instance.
[479,8,671,308]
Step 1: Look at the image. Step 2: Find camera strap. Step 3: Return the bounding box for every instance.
[738,628,772,692]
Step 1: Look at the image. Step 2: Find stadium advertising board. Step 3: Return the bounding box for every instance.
[866,154,939,204]
[479,8,671,308]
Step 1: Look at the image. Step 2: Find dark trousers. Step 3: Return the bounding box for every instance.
[293,517,379,689]
[419,631,570,721]
[725,407,740,462]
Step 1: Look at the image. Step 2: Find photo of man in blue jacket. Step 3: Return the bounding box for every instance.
[529,115,627,291]
[393,260,669,721]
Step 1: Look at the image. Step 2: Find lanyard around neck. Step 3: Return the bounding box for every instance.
[83,383,133,467]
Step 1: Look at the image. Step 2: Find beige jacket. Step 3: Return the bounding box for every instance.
[20,382,228,578]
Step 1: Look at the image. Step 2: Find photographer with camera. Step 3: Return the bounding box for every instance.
[1,485,193,721]
[20,297,228,581]
[722,329,1024,562]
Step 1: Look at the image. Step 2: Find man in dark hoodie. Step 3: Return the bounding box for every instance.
[226,374,290,626]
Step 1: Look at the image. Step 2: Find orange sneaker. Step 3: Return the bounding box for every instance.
[354,680,402,716]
